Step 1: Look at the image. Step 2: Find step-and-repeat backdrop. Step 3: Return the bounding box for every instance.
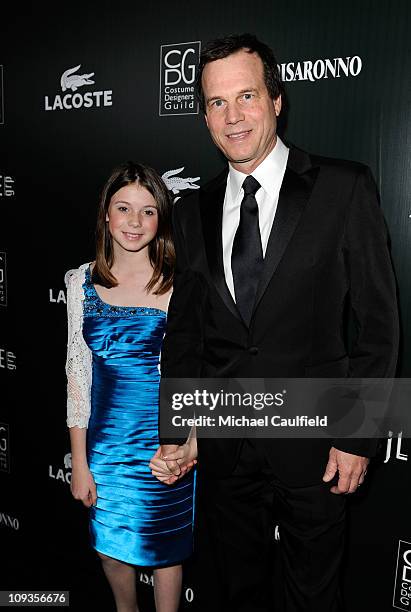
[1,1,410,610]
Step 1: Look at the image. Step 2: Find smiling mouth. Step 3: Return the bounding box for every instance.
[226,130,251,140]
[122,232,143,240]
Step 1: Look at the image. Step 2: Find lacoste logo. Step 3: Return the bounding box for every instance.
[162,167,200,194]
[45,65,112,111]
[60,65,95,92]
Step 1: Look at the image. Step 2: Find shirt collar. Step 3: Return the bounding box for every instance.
[228,136,289,201]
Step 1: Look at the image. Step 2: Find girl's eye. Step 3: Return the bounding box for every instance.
[144,209,157,216]
[118,206,128,212]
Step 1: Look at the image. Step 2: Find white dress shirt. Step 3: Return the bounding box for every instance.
[222,136,290,299]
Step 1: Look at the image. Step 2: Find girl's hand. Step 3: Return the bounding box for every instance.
[71,463,97,507]
[149,447,180,484]
[150,441,197,485]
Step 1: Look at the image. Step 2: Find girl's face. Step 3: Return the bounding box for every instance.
[106,183,159,256]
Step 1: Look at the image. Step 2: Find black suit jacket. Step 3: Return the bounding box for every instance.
[161,147,399,486]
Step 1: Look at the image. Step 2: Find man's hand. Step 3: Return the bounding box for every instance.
[163,437,197,474]
[160,444,182,476]
[150,447,180,484]
[322,447,369,494]
[151,440,198,485]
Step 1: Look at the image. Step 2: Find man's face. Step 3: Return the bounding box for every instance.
[202,50,281,174]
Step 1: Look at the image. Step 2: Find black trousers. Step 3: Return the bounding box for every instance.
[193,440,346,612]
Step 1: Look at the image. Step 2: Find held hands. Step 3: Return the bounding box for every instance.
[150,438,198,485]
[323,447,369,494]
[70,463,97,507]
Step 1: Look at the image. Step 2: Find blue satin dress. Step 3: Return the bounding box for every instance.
[82,267,194,567]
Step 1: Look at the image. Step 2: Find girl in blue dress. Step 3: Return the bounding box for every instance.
[65,162,196,612]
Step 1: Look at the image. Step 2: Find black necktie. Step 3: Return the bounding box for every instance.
[231,175,263,326]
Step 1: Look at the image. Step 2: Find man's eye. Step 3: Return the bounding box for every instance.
[212,99,224,108]
[242,93,253,101]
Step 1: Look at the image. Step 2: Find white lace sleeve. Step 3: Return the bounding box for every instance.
[65,264,92,428]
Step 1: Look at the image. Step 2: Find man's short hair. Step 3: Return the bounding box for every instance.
[196,33,283,112]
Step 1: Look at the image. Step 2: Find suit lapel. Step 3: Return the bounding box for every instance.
[199,148,319,326]
[199,169,243,322]
[254,147,319,310]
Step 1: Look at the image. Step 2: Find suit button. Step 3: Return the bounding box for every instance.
[249,346,259,355]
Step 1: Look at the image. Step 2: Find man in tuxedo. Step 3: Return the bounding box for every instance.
[159,33,399,611]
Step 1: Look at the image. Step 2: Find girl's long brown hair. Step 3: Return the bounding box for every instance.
[92,162,175,295]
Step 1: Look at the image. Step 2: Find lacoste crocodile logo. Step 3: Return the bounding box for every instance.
[60,65,95,92]
[162,167,200,194]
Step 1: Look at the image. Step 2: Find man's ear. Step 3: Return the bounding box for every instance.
[274,95,282,117]
[204,113,209,128]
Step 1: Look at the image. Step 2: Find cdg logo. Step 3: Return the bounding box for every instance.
[0,426,7,452]
[403,548,411,576]
[400,548,411,607]
[164,48,197,86]
[0,254,4,283]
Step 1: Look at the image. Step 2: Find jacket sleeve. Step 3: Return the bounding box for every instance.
[333,166,399,456]
[159,201,207,445]
[65,267,93,429]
